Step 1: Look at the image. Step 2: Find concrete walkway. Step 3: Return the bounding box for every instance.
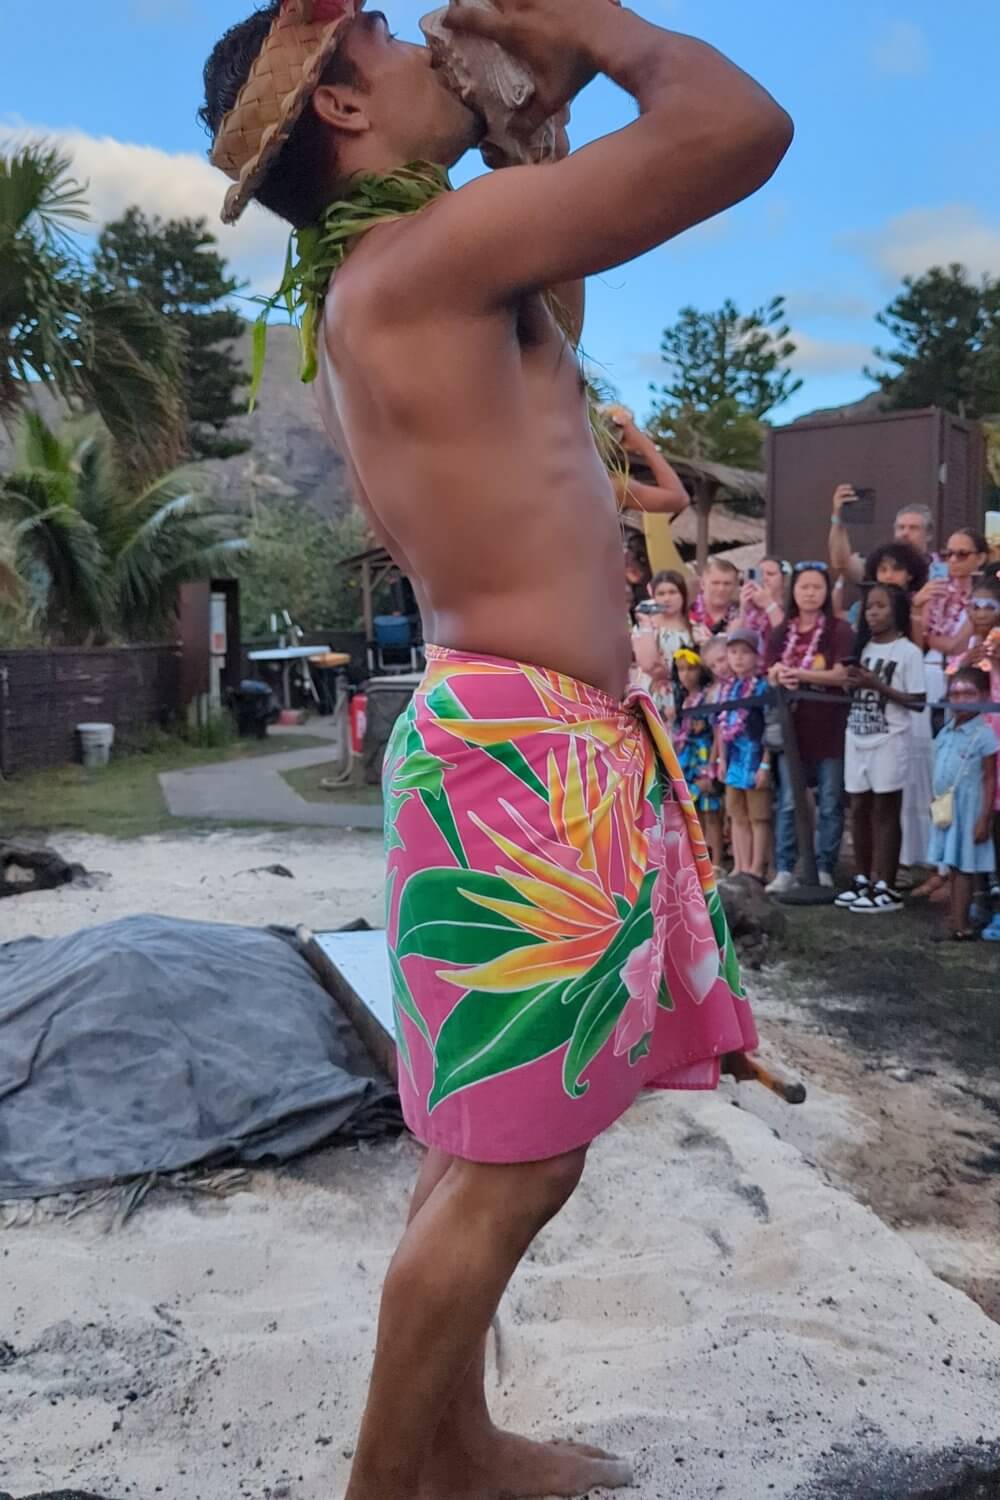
[159,727,383,830]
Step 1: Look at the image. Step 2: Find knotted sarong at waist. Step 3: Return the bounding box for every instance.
[383,645,758,1163]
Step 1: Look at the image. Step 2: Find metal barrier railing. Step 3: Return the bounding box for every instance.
[673,685,1000,897]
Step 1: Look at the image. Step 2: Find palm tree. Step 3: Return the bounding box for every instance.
[1,411,248,644]
[0,141,184,482]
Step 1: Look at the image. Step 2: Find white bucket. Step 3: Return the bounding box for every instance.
[77,722,115,769]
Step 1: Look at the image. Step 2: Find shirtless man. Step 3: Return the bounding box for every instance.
[202,3,792,1495]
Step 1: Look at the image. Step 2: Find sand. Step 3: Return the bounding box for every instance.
[2,833,1000,1499]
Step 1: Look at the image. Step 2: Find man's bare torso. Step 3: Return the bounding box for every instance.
[315,211,631,699]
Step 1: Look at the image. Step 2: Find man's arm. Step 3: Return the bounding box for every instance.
[829,484,864,586]
[388,2,793,312]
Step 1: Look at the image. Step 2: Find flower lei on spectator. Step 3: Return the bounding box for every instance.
[781,616,826,671]
[926,580,969,641]
[718,675,760,743]
[247,161,622,471]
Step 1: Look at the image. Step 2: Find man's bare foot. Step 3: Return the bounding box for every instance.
[420,1424,634,1498]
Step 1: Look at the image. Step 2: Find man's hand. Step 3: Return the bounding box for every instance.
[832,483,857,515]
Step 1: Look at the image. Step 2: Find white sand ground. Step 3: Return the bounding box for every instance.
[2,834,1000,1499]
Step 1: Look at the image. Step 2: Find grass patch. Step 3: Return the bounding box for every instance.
[281,760,382,806]
[0,733,331,841]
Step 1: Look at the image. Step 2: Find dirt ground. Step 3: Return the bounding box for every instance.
[738,901,1000,1321]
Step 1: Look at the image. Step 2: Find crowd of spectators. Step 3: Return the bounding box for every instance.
[629,488,1000,940]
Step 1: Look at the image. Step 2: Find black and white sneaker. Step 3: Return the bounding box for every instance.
[851,880,903,914]
[835,875,869,909]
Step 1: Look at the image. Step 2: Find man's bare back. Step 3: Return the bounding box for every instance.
[316,207,631,698]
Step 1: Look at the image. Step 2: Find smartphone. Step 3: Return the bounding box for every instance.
[850,486,876,525]
[635,601,661,617]
[746,566,761,584]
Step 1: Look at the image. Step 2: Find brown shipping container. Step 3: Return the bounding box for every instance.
[766,407,986,567]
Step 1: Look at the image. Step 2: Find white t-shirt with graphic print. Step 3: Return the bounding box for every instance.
[846,635,926,750]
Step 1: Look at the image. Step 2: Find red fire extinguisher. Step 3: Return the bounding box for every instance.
[349,692,367,754]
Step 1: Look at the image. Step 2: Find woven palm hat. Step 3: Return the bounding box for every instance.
[210,0,359,224]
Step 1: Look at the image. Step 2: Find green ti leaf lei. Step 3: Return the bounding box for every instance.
[249,159,623,477]
[250,161,450,405]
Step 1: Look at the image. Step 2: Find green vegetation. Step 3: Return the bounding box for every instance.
[0,412,247,644]
[870,263,1000,420]
[281,760,382,806]
[646,295,801,470]
[237,501,370,636]
[0,732,330,840]
[1,142,184,482]
[94,207,251,461]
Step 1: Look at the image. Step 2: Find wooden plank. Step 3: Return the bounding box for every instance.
[297,927,398,1084]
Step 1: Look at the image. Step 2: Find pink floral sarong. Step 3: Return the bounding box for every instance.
[383,646,757,1163]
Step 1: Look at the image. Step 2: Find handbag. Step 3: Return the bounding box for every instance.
[930,788,955,831]
[930,733,976,831]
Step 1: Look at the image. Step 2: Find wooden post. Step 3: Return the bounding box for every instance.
[694,479,717,570]
[361,556,374,644]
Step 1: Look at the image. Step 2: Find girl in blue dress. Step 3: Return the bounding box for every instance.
[928,668,998,941]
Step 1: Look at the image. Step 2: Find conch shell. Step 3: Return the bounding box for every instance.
[420,3,558,167]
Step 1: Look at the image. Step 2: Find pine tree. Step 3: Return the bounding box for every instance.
[647,297,801,470]
[868,264,1000,419]
[95,208,250,460]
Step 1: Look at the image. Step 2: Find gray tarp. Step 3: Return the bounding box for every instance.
[0,915,402,1199]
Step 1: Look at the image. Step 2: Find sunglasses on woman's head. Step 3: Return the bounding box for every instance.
[792,561,829,574]
[970,597,1000,612]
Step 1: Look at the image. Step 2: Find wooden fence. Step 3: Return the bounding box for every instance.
[0,646,180,776]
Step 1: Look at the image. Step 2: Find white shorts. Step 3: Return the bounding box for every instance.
[845,733,909,795]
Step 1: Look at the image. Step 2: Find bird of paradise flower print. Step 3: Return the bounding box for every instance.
[383,647,756,1164]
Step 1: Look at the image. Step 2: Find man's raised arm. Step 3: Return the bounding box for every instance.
[394,0,793,310]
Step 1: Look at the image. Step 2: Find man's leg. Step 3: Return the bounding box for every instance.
[404,1149,621,1487]
[346,1147,630,1500]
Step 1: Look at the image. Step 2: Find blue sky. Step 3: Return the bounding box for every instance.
[3,0,998,423]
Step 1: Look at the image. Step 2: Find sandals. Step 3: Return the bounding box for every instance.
[931,930,978,944]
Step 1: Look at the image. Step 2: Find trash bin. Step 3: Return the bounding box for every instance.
[363,674,422,785]
[77,722,115,769]
[229,680,280,739]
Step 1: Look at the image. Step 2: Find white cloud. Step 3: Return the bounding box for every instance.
[788,332,872,376]
[871,19,930,77]
[854,204,1000,282]
[0,121,290,300]
[785,289,873,321]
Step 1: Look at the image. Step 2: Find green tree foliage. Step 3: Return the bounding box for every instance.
[647,296,802,469]
[0,411,246,644]
[94,208,250,461]
[237,501,371,637]
[0,142,184,481]
[868,264,1000,419]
